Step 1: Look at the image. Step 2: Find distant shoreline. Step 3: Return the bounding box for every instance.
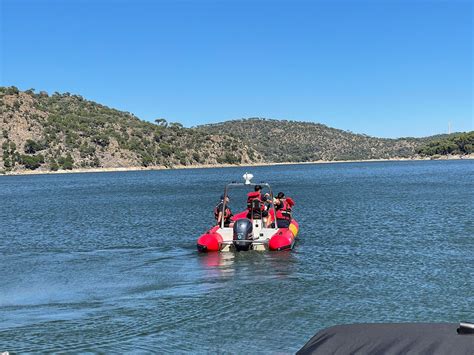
[1,154,472,177]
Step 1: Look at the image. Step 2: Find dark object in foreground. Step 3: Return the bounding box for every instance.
[297,323,474,354]
[458,321,474,335]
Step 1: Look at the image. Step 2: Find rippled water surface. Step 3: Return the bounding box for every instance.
[1,161,473,352]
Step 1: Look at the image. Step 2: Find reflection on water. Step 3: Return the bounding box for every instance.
[199,251,235,268]
[1,161,473,352]
[199,249,298,280]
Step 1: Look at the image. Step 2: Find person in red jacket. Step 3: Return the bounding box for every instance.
[272,192,294,228]
[246,185,269,222]
[254,184,264,200]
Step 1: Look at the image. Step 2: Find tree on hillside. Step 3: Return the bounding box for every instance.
[169,122,183,129]
[417,131,474,156]
[155,118,168,127]
[58,153,74,170]
[24,139,47,154]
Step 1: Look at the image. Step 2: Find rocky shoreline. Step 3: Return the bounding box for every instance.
[2,155,472,176]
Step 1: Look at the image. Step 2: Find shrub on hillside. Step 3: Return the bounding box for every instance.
[58,154,74,170]
[24,139,47,154]
[217,153,240,164]
[92,134,110,147]
[49,158,59,171]
[20,154,44,170]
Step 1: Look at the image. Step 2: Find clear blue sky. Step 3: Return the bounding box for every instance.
[1,0,472,138]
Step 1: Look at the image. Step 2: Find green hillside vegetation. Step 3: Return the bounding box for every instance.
[197,118,429,162]
[0,86,471,174]
[417,132,474,156]
[0,87,259,172]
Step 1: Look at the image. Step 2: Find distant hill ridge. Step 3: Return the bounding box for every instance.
[0,86,471,173]
[199,118,427,162]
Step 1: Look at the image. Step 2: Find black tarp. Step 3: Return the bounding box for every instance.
[297,323,474,354]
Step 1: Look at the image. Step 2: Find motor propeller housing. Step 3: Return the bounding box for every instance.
[232,218,253,251]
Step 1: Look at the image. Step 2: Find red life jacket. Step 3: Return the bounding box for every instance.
[276,199,292,221]
[247,192,264,212]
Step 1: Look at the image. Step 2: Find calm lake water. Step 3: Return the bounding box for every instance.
[1,160,473,353]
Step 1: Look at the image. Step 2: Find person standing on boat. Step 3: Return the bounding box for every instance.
[214,195,233,227]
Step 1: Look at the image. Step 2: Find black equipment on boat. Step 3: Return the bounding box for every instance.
[233,218,253,251]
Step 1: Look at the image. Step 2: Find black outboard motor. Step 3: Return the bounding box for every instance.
[233,218,253,251]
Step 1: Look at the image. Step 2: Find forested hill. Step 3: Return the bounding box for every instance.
[0,87,261,172]
[198,119,428,162]
[416,131,473,156]
[0,87,469,173]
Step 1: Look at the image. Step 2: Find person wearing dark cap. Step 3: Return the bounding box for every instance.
[246,184,270,225]
[272,192,285,214]
[214,194,233,227]
[271,191,295,228]
[254,184,265,201]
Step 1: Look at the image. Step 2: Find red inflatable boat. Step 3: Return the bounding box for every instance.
[197,173,299,252]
